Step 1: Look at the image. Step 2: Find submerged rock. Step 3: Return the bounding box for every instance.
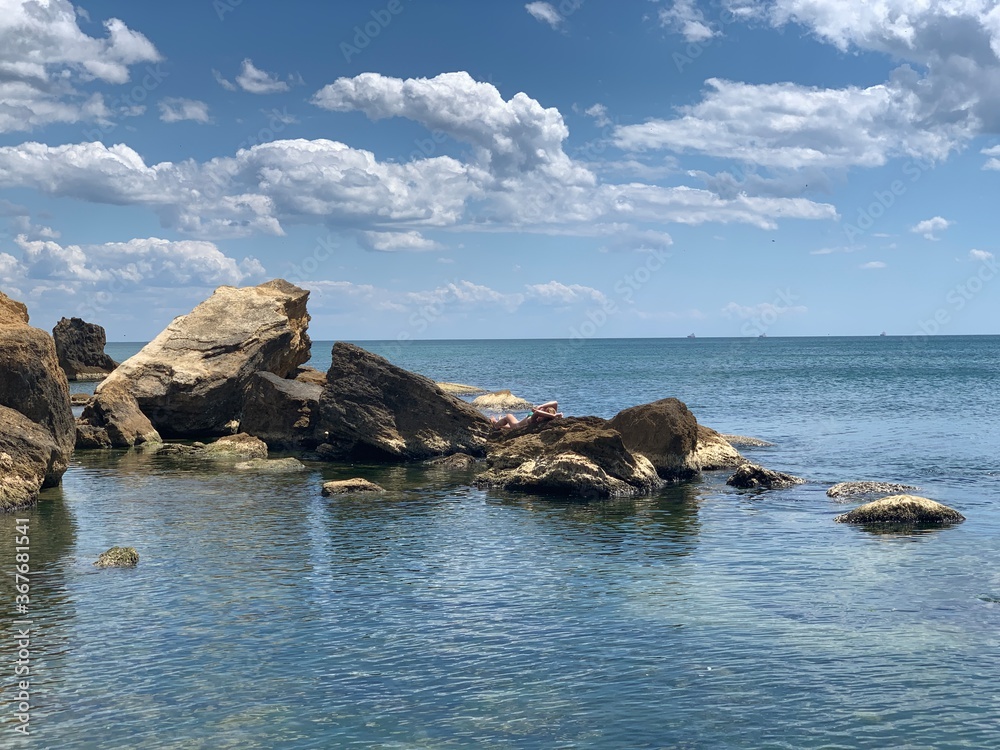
[834,495,965,526]
[89,279,311,439]
[692,425,746,470]
[203,433,268,460]
[240,371,322,450]
[322,478,386,496]
[720,434,775,448]
[313,343,491,462]
[94,546,139,568]
[476,416,662,498]
[234,457,306,472]
[52,317,118,381]
[76,380,161,449]
[608,398,699,481]
[471,390,533,412]
[826,481,919,500]
[727,462,805,490]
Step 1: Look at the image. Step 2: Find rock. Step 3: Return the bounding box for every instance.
[313,342,492,461]
[691,425,746,470]
[147,443,204,457]
[720,434,775,448]
[293,366,327,387]
[76,380,161,449]
[425,453,477,469]
[240,371,322,449]
[203,433,268,460]
[0,407,61,511]
[437,382,487,395]
[608,398,699,481]
[727,462,805,489]
[52,317,118,381]
[0,290,75,499]
[471,390,533,412]
[70,393,93,406]
[94,546,139,568]
[321,478,386,496]
[826,481,919,500]
[91,279,310,438]
[476,416,662,498]
[834,495,965,526]
[234,457,307,472]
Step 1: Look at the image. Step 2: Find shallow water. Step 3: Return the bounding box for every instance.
[4,336,999,748]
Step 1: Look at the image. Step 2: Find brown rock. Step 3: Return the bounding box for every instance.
[692,425,746,471]
[322,478,386,496]
[727,462,805,490]
[52,317,118,380]
[240,371,322,449]
[425,453,478,469]
[471,390,533,412]
[608,398,699,481]
[293,366,327,387]
[834,495,964,526]
[76,380,161,449]
[203,433,268,459]
[0,407,60,511]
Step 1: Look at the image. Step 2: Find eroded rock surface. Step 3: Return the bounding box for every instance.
[240,371,322,449]
[53,317,118,380]
[692,425,746,470]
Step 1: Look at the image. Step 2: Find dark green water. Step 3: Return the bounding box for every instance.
[4,337,999,748]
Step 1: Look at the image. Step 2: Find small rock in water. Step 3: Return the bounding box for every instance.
[727,463,805,490]
[234,457,306,472]
[834,495,965,526]
[321,478,386,496]
[720,434,775,448]
[203,433,268,460]
[827,481,919,499]
[95,546,139,568]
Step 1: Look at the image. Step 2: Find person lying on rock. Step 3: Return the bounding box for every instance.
[491,401,563,430]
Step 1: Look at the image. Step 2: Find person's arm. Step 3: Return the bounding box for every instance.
[534,400,558,411]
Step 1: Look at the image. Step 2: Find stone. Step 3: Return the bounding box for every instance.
[0,290,75,498]
[70,393,93,406]
[720,434,775,448]
[436,382,487,395]
[425,453,478,469]
[826,481,919,500]
[834,495,965,526]
[234,457,307,472]
[76,380,161,449]
[608,398,699,481]
[52,317,118,380]
[94,546,139,568]
[203,433,268,459]
[476,416,662,498]
[727,462,805,490]
[0,407,60,512]
[90,279,310,438]
[322,478,386,496]
[691,425,746,470]
[293,366,327,387]
[471,390,533,412]
[313,342,492,461]
[240,371,322,449]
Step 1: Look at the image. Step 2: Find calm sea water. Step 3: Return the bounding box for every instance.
[6,337,999,748]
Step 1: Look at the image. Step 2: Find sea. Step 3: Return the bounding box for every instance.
[3,336,998,749]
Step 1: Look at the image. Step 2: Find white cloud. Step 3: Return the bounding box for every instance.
[235,59,289,95]
[158,98,211,124]
[911,216,951,240]
[358,230,442,252]
[721,301,808,319]
[0,252,24,280]
[860,261,887,269]
[0,0,160,133]
[212,68,237,91]
[524,281,607,305]
[659,0,716,42]
[525,2,563,29]
[584,103,612,128]
[969,249,994,262]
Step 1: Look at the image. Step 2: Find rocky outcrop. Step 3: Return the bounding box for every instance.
[313,342,492,461]
[472,390,533,412]
[322,478,386,496]
[608,398,699,481]
[692,425,746,470]
[94,546,139,567]
[89,279,310,439]
[834,495,965,526]
[0,291,75,509]
[437,382,486,395]
[826,481,919,500]
[476,417,661,498]
[52,317,118,380]
[76,380,161,449]
[203,433,268,460]
[240,371,322,449]
[727,463,805,489]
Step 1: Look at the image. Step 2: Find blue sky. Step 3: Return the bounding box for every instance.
[1,0,999,340]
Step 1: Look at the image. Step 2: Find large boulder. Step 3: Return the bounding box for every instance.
[88,279,310,439]
[0,290,75,505]
[608,398,699,481]
[76,380,161,449]
[0,407,61,511]
[691,425,746,470]
[240,371,322,449]
[476,416,662,498]
[313,342,492,461]
[835,495,965,526]
[52,317,118,380]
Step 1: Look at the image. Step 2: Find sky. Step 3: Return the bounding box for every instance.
[1,0,999,341]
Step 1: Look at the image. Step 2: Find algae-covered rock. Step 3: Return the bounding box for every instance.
[727,462,805,490]
[204,433,268,459]
[834,495,965,526]
[321,478,386,496]
[234,457,306,472]
[95,546,139,568]
[827,481,919,500]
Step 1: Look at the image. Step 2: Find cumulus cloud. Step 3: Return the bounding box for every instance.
[525,2,563,29]
[358,230,442,252]
[158,98,211,124]
[235,59,290,94]
[0,0,161,133]
[911,216,951,240]
[982,145,1000,170]
[524,281,607,305]
[212,68,237,91]
[659,0,716,42]
[969,249,994,262]
[860,261,887,269]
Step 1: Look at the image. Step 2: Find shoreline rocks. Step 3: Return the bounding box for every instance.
[834,495,965,526]
[53,317,118,381]
[727,462,805,490]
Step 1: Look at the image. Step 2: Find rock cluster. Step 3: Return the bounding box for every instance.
[52,317,118,381]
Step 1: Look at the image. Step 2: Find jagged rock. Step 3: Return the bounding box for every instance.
[240,371,322,449]
[608,398,699,481]
[476,416,662,498]
[720,434,775,448]
[89,279,310,438]
[692,425,746,470]
[0,290,75,504]
[94,546,139,567]
[52,317,118,381]
[76,380,161,449]
[471,390,533,412]
[727,462,805,490]
[0,407,60,512]
[203,433,268,459]
[322,478,386,496]
[835,495,965,526]
[313,342,491,461]
[234,457,307,472]
[436,382,487,395]
[827,481,919,500]
[425,453,477,469]
[293,366,327,387]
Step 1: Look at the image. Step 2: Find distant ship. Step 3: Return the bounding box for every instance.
[758,333,767,338]
[880,331,887,336]
[687,333,696,339]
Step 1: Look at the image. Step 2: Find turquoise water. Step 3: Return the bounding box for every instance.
[5,337,999,748]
